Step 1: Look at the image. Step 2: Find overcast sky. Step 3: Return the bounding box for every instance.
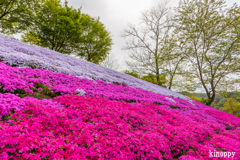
[66,0,239,71]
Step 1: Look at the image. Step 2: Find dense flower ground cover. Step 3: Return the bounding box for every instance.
[0,35,240,159]
[1,62,239,130]
[0,35,187,100]
[0,93,240,159]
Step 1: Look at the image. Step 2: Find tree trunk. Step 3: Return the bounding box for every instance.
[87,52,91,61]
[168,75,173,90]
[206,91,216,106]
[155,58,160,84]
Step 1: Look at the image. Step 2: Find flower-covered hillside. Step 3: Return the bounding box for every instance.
[0,35,240,160]
[0,34,187,100]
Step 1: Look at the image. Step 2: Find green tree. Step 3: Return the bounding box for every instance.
[76,14,113,64]
[0,0,39,33]
[22,0,82,54]
[174,0,240,106]
[223,98,240,117]
[22,0,112,64]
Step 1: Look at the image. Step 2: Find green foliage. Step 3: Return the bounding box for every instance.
[76,14,113,64]
[0,84,30,97]
[180,91,211,105]
[141,73,167,87]
[153,102,162,105]
[190,96,204,103]
[22,0,82,54]
[1,110,16,121]
[223,98,240,117]
[170,106,180,109]
[0,82,60,99]
[34,83,61,98]
[21,0,112,64]
[0,0,40,34]
[124,100,136,103]
[210,91,240,111]
[182,91,240,117]
[112,81,128,87]
[124,70,167,87]
[124,70,140,78]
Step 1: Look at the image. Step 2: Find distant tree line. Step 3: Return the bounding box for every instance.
[0,0,112,64]
[179,91,240,117]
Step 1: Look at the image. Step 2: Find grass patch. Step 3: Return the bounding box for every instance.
[226,124,232,130]
[1,110,16,122]
[170,106,180,109]
[112,81,128,87]
[32,83,61,99]
[153,102,162,105]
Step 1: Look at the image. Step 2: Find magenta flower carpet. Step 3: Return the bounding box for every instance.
[0,35,240,160]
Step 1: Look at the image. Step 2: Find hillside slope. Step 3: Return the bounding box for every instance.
[0,35,187,100]
[0,35,240,160]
